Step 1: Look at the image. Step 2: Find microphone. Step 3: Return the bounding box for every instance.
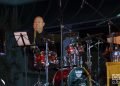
[81,0,85,8]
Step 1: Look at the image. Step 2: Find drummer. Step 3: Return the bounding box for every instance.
[28,16,45,49]
[27,16,58,70]
[26,16,46,70]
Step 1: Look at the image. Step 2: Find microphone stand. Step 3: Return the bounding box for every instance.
[108,21,114,61]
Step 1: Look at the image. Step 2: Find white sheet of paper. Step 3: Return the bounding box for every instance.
[14,32,30,46]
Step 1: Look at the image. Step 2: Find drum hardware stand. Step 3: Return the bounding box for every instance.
[92,39,103,86]
[33,38,50,86]
[44,38,50,86]
[91,79,100,86]
[86,39,101,86]
[34,66,44,86]
[58,0,64,85]
[86,39,92,73]
[75,35,84,67]
[108,21,114,61]
[92,39,103,85]
[74,48,78,67]
[79,53,83,68]
[74,46,82,67]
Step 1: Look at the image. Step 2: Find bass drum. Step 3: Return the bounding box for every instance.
[67,67,92,86]
[52,68,71,86]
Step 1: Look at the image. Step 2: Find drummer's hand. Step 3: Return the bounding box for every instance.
[31,45,36,49]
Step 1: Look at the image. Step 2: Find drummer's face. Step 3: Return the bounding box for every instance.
[33,17,45,33]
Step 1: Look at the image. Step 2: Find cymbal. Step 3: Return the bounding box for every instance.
[63,32,79,37]
[83,33,105,41]
[43,33,60,43]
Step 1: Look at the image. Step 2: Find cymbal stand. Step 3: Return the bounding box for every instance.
[73,43,82,67]
[33,48,44,86]
[86,39,92,73]
[75,35,83,67]
[108,21,114,61]
[86,39,101,86]
[77,49,83,68]
[93,39,103,86]
[44,39,49,86]
[58,0,64,85]
[34,68,43,86]
[96,39,103,85]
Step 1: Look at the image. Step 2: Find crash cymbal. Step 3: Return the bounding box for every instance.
[44,33,60,43]
[63,31,79,37]
[88,33,104,38]
[83,33,105,41]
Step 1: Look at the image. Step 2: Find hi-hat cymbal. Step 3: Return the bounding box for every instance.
[44,33,60,43]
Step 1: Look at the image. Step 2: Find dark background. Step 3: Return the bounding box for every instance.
[0,0,120,33]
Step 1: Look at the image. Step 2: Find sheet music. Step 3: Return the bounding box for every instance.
[14,32,30,46]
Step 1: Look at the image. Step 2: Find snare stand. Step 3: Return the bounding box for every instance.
[34,66,43,86]
[34,38,50,86]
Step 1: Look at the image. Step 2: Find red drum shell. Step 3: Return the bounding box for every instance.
[52,68,71,86]
[34,51,58,65]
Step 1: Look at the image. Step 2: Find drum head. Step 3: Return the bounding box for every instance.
[67,67,91,86]
[52,68,71,86]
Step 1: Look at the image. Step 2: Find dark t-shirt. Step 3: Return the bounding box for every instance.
[27,29,46,49]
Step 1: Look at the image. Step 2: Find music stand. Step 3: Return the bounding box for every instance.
[14,32,31,86]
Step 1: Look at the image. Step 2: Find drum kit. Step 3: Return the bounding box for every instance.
[32,31,120,86]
